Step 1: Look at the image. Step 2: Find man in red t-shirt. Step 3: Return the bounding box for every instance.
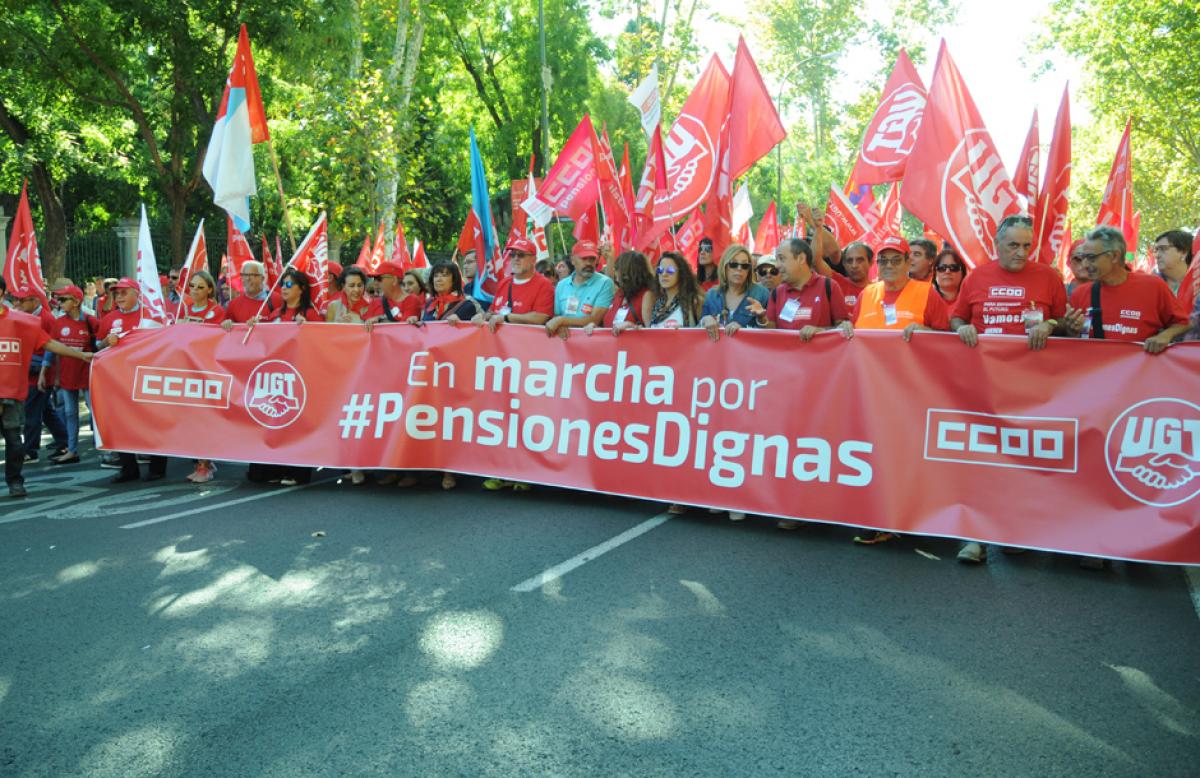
[39,285,99,464]
[1,277,94,497]
[754,237,852,341]
[833,241,873,311]
[1067,226,1190,351]
[473,238,554,331]
[14,290,69,462]
[950,214,1068,351]
[365,262,425,324]
[224,260,282,323]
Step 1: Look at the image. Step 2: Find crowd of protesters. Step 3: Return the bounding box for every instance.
[3,206,1198,567]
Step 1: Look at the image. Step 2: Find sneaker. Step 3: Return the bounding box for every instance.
[512,482,532,492]
[280,477,298,487]
[9,483,27,498]
[482,478,511,490]
[666,504,687,515]
[51,452,80,465]
[957,542,986,564]
[189,463,213,483]
[24,451,38,463]
[350,470,365,485]
[99,453,122,469]
[728,511,747,522]
[854,530,898,545]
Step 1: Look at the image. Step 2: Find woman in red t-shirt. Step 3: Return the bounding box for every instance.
[39,286,98,465]
[932,249,969,303]
[272,269,324,323]
[591,251,655,335]
[326,267,373,322]
[178,271,226,324]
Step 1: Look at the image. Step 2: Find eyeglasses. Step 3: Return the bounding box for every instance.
[52,296,73,303]
[656,265,678,275]
[1076,251,1113,263]
[281,281,296,289]
[935,264,963,273]
[240,272,263,277]
[756,266,779,276]
[876,256,906,267]
[727,262,752,270]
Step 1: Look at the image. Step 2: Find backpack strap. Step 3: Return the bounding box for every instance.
[1090,282,1105,340]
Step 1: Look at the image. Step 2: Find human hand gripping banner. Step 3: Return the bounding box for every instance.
[91,324,1200,564]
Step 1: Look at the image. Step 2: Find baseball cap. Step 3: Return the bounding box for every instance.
[878,235,910,255]
[327,262,344,277]
[112,278,140,292]
[507,237,537,255]
[756,255,779,268]
[54,285,84,301]
[372,261,406,277]
[571,240,599,259]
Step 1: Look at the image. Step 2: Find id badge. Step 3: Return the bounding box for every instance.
[613,305,629,324]
[883,303,898,326]
[565,297,581,315]
[494,305,511,316]
[779,297,802,322]
[1023,307,1044,332]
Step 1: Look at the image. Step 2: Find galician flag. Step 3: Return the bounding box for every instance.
[202,24,269,233]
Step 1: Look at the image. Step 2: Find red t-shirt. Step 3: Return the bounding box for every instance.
[603,288,651,328]
[49,314,98,391]
[489,274,555,317]
[367,294,424,322]
[951,260,1067,335]
[176,300,226,324]
[0,307,50,401]
[1070,272,1189,341]
[831,274,870,312]
[852,283,951,330]
[225,292,283,323]
[97,307,146,341]
[766,273,850,329]
[270,305,324,323]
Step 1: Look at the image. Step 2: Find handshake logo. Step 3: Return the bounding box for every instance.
[245,360,307,430]
[1106,399,1200,508]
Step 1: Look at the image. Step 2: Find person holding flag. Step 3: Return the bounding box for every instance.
[365,263,425,325]
[35,284,98,466]
[176,271,226,324]
[270,268,323,323]
[12,290,69,463]
[222,261,279,323]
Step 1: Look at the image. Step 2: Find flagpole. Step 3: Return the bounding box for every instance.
[553,217,569,257]
[267,138,298,253]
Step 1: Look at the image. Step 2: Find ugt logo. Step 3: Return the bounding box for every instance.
[244,360,307,429]
[1106,398,1200,508]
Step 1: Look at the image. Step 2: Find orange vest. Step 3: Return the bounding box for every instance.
[855,280,931,330]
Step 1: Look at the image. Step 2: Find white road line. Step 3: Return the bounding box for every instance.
[1185,568,1200,623]
[120,477,335,529]
[511,513,672,593]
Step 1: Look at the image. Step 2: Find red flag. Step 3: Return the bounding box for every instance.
[353,235,371,271]
[175,222,208,318]
[675,209,705,271]
[701,122,733,258]
[286,212,330,311]
[457,210,482,256]
[1096,118,1136,254]
[619,143,637,231]
[226,216,255,293]
[754,201,781,255]
[411,239,428,269]
[727,36,786,181]
[366,221,386,273]
[900,41,1020,267]
[1058,220,1074,281]
[3,181,48,306]
[824,185,872,247]
[263,236,282,289]
[391,220,412,269]
[845,175,882,231]
[635,125,674,251]
[868,183,903,249]
[1177,235,1199,315]
[573,204,600,245]
[535,115,600,220]
[661,56,732,219]
[849,49,928,186]
[1014,108,1040,208]
[595,126,634,252]
[1032,88,1071,265]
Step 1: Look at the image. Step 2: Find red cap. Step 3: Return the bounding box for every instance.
[327,262,344,277]
[112,278,140,292]
[372,261,407,277]
[571,240,599,259]
[878,235,910,255]
[507,237,537,256]
[54,285,84,301]
[1068,238,1085,255]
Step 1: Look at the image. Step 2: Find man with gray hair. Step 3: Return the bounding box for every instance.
[222,260,279,324]
[950,214,1069,352]
[1065,225,1188,352]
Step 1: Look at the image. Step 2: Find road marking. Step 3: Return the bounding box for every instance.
[511,513,672,593]
[1185,567,1200,623]
[120,476,336,529]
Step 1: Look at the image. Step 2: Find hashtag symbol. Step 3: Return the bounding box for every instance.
[339,394,375,439]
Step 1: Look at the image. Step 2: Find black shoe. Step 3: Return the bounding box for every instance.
[111,471,140,484]
[51,452,80,465]
[24,451,38,463]
[143,472,166,482]
[50,446,68,458]
[9,483,27,498]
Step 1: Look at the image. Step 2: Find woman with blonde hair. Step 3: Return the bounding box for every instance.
[700,244,769,340]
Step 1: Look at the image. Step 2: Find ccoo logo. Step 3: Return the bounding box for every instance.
[245,360,307,429]
[1106,398,1200,508]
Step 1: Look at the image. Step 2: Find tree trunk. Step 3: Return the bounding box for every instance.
[0,97,68,283]
[375,1,426,242]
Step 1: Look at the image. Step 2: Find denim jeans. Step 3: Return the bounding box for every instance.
[57,388,91,454]
[23,383,68,456]
[2,399,26,486]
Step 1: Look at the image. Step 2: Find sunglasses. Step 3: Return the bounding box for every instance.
[756,266,779,276]
[281,281,297,289]
[876,257,906,267]
[53,296,73,303]
[656,265,678,275]
[935,264,963,273]
[727,262,752,271]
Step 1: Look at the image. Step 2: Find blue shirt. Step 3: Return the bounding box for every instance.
[554,272,615,318]
[702,284,770,327]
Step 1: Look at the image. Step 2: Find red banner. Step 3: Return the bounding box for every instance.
[90,324,1200,564]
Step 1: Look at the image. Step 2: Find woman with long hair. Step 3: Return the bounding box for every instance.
[413,261,480,325]
[931,248,969,303]
[177,270,225,324]
[700,244,769,340]
[651,252,704,328]
[591,251,655,334]
[272,268,324,323]
[326,266,372,322]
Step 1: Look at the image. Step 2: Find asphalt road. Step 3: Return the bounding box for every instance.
[2,450,1199,776]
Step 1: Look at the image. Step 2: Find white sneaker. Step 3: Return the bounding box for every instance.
[728,511,747,522]
[957,542,985,564]
[350,470,365,485]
